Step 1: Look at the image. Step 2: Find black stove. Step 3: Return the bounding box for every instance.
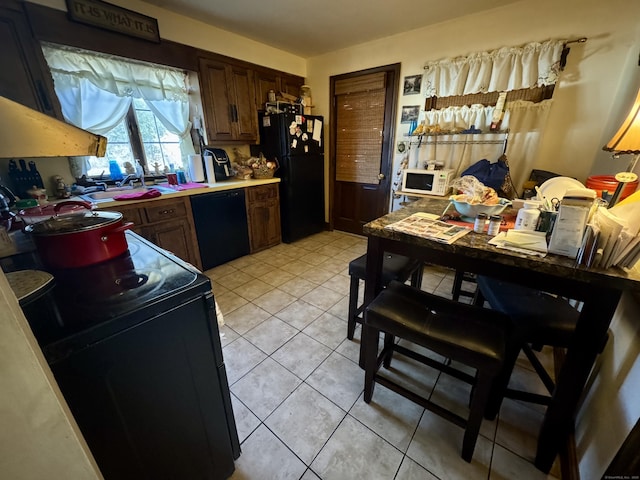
[30,231,207,359]
[27,231,240,479]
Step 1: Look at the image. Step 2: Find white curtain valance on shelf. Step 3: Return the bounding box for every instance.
[410,100,553,190]
[423,39,565,97]
[41,43,194,176]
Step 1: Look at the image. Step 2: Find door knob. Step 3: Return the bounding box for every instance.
[378,173,385,180]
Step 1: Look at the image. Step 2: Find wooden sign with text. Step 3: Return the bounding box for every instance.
[66,0,160,43]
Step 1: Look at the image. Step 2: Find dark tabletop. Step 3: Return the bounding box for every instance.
[363,197,640,295]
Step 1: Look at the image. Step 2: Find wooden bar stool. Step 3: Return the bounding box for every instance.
[363,281,508,462]
[473,275,609,419]
[347,253,423,340]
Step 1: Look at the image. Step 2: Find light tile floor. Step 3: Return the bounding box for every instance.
[205,230,561,480]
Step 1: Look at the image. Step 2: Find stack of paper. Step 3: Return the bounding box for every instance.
[488,230,548,257]
[578,191,640,269]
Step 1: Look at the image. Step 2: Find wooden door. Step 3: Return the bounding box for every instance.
[330,65,399,235]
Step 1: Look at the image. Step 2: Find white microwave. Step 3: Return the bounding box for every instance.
[401,168,455,196]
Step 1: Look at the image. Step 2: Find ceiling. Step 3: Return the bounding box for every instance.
[143,0,522,57]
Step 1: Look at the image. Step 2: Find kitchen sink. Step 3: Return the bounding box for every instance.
[82,185,176,201]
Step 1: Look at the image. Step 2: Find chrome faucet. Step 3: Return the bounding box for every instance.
[116,174,142,188]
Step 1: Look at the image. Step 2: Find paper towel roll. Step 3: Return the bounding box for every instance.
[187,154,205,182]
[204,155,216,183]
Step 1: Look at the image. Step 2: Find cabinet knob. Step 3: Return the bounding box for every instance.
[378,173,385,180]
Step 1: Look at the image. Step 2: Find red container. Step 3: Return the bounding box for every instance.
[25,209,133,269]
[586,175,638,201]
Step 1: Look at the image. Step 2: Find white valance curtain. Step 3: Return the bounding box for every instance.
[41,43,194,176]
[422,39,565,97]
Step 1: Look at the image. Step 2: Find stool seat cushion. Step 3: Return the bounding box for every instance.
[349,253,421,285]
[476,276,578,346]
[366,281,507,373]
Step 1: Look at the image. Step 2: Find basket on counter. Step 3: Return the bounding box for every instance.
[252,159,278,179]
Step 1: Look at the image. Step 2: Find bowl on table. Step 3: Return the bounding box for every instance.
[450,198,512,222]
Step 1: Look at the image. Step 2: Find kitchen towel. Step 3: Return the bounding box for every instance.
[113,188,162,201]
[158,182,209,191]
[187,154,205,182]
[204,155,216,183]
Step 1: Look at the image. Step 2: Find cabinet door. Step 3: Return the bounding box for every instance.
[278,74,304,99]
[246,184,281,252]
[227,64,257,142]
[198,57,235,142]
[143,219,196,266]
[254,70,278,111]
[198,57,257,143]
[0,1,62,118]
[247,198,281,252]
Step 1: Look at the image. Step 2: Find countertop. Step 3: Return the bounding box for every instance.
[75,177,280,209]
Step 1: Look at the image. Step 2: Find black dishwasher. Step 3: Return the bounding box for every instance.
[191,189,250,270]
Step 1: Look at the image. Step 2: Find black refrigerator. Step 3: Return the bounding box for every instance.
[258,112,325,243]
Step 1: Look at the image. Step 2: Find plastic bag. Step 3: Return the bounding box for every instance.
[460,159,508,191]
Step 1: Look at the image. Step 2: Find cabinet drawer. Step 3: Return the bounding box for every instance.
[145,201,187,223]
[247,184,278,202]
[117,207,144,226]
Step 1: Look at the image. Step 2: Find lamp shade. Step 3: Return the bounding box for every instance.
[603,86,640,155]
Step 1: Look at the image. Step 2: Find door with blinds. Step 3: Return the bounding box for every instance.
[330,65,399,235]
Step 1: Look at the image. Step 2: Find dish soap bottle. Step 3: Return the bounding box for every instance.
[109,160,123,181]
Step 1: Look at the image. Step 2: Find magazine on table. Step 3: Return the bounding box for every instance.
[385,212,471,244]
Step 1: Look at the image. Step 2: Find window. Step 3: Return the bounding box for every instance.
[86,98,182,177]
[41,43,196,180]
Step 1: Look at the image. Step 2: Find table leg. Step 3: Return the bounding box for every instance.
[359,237,384,368]
[534,289,621,472]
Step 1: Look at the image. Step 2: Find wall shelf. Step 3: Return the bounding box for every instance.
[405,131,509,147]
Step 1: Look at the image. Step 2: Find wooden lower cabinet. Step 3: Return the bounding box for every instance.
[106,197,202,270]
[105,184,281,268]
[246,184,281,253]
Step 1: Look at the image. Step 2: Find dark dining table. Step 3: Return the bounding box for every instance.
[362,197,640,473]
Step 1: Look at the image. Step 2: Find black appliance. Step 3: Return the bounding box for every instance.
[258,113,325,243]
[190,189,251,270]
[202,147,233,181]
[28,232,240,480]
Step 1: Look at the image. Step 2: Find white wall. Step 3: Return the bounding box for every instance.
[576,288,640,480]
[306,0,640,197]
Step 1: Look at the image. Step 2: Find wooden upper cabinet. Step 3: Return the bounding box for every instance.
[279,74,304,99]
[254,69,278,110]
[229,65,258,141]
[0,1,62,118]
[198,56,257,143]
[254,70,305,111]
